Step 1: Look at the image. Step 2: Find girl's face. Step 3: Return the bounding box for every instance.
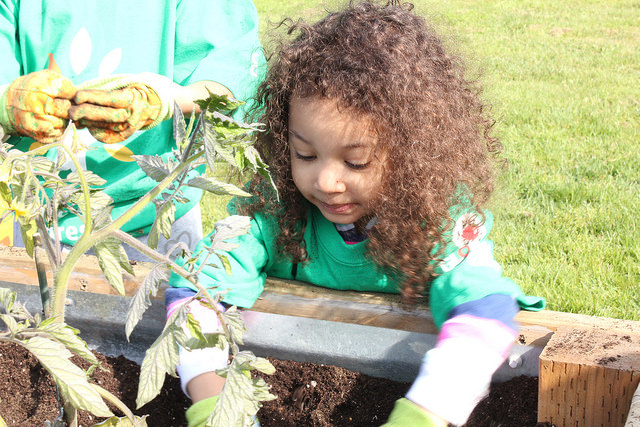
[288,96,383,224]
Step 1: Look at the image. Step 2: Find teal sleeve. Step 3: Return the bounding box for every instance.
[429,210,545,328]
[382,398,447,427]
[169,215,270,309]
[174,0,266,118]
[0,0,21,85]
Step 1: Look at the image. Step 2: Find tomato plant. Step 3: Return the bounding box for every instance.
[0,94,276,426]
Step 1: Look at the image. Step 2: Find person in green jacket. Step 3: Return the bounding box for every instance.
[165,1,545,425]
[0,0,266,260]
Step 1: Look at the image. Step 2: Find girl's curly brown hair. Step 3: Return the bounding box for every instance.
[240,0,501,303]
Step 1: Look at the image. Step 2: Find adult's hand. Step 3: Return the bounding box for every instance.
[0,70,76,143]
[69,84,162,144]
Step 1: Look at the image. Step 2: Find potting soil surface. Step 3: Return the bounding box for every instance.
[0,341,550,426]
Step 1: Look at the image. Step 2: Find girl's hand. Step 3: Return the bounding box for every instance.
[382,398,448,427]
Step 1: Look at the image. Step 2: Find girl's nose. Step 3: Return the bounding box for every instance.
[315,164,346,193]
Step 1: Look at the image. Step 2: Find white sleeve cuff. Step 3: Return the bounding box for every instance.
[177,344,229,398]
[406,343,498,425]
[170,299,229,398]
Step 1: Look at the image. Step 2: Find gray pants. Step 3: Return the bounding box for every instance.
[12,205,203,262]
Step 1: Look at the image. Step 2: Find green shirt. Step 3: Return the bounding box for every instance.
[170,205,545,328]
[0,0,266,244]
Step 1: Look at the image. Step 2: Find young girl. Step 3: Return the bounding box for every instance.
[166,1,545,425]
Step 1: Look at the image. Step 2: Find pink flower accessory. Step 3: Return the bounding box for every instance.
[452,213,487,249]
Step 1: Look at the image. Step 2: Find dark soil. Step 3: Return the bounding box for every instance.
[0,341,549,426]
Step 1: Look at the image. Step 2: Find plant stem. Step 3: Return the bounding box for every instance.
[50,151,201,321]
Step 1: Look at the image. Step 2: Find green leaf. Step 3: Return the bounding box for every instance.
[215,253,233,275]
[92,415,148,427]
[252,376,277,402]
[133,155,171,182]
[125,263,171,340]
[203,120,238,171]
[209,215,251,253]
[23,336,113,417]
[195,91,245,115]
[0,288,31,322]
[88,191,114,216]
[243,146,278,197]
[221,307,246,346]
[0,287,16,313]
[39,320,99,366]
[29,155,56,174]
[147,201,176,249]
[250,357,276,376]
[209,352,274,427]
[136,318,183,408]
[66,170,107,187]
[93,237,129,296]
[17,217,36,257]
[186,176,251,197]
[0,314,19,335]
[172,101,187,149]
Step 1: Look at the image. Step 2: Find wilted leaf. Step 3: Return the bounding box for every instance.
[125,263,171,340]
[23,336,113,417]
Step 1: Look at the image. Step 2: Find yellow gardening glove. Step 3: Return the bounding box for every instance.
[0,69,76,144]
[69,84,163,144]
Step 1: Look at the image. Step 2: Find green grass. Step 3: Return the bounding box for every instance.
[201,0,640,320]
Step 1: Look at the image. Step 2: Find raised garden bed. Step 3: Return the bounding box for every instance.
[1,340,545,426]
[2,246,640,426]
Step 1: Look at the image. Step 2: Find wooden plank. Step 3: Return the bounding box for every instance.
[538,328,640,426]
[3,246,640,347]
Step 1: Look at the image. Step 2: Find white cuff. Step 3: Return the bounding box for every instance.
[170,298,228,398]
[177,344,229,398]
[406,344,497,425]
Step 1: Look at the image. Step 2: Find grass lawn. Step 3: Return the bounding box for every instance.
[201,0,640,320]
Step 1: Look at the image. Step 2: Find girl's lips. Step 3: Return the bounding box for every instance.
[320,202,354,214]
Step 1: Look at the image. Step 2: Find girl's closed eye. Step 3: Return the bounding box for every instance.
[345,160,371,170]
[293,150,316,161]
